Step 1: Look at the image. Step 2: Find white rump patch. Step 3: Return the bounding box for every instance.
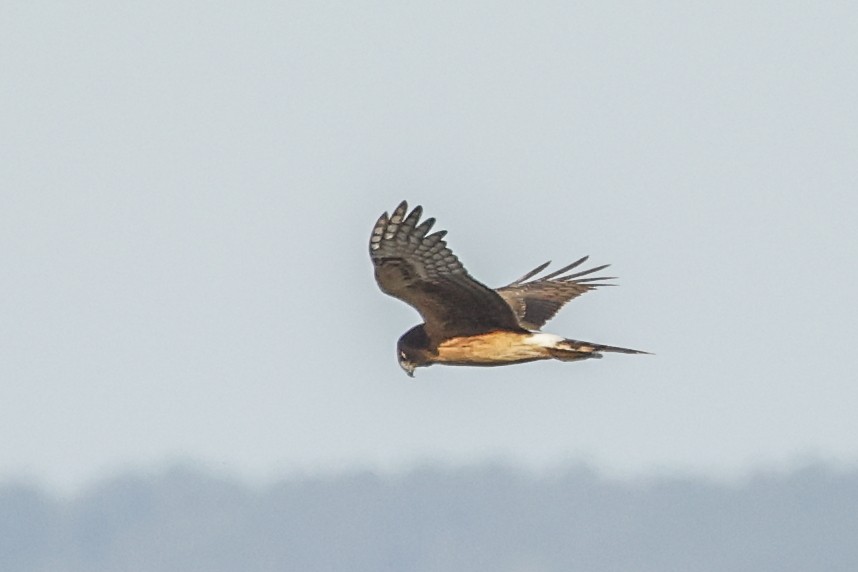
[524,332,565,348]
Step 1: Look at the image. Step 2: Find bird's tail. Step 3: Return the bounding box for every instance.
[547,338,650,362]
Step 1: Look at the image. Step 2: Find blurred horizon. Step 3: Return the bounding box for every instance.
[5,453,858,498]
[4,460,858,571]
[3,457,856,503]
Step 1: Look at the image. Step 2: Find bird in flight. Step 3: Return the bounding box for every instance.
[370,201,647,376]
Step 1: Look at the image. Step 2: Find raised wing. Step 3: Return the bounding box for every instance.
[496,257,614,330]
[370,201,522,341]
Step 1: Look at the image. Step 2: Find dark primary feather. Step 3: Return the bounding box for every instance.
[370,201,523,341]
[496,257,615,330]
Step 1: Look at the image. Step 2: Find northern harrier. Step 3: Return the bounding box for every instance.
[370,201,647,376]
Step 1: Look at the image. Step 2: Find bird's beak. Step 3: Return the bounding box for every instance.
[400,361,416,378]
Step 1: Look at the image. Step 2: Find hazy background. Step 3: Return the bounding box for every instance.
[3,0,858,499]
[4,464,858,571]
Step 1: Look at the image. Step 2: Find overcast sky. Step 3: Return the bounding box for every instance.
[2,1,857,493]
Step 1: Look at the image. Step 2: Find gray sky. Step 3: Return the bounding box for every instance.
[2,1,857,492]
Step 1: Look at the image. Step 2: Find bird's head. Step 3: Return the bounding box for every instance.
[396,325,431,378]
[397,349,417,377]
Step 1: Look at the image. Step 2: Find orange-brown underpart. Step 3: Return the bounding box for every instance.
[435,331,551,365]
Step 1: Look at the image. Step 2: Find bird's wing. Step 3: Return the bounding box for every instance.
[495,257,615,330]
[370,201,523,342]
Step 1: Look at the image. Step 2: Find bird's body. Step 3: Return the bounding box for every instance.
[370,201,647,376]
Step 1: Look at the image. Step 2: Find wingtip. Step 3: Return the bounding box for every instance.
[390,201,409,224]
[539,256,592,280]
[369,211,390,251]
[510,260,552,284]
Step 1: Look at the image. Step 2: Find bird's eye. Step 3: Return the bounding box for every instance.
[399,351,407,360]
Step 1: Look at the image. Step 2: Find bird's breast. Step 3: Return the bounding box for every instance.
[434,330,551,365]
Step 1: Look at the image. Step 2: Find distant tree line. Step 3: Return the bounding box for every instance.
[1,463,857,571]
